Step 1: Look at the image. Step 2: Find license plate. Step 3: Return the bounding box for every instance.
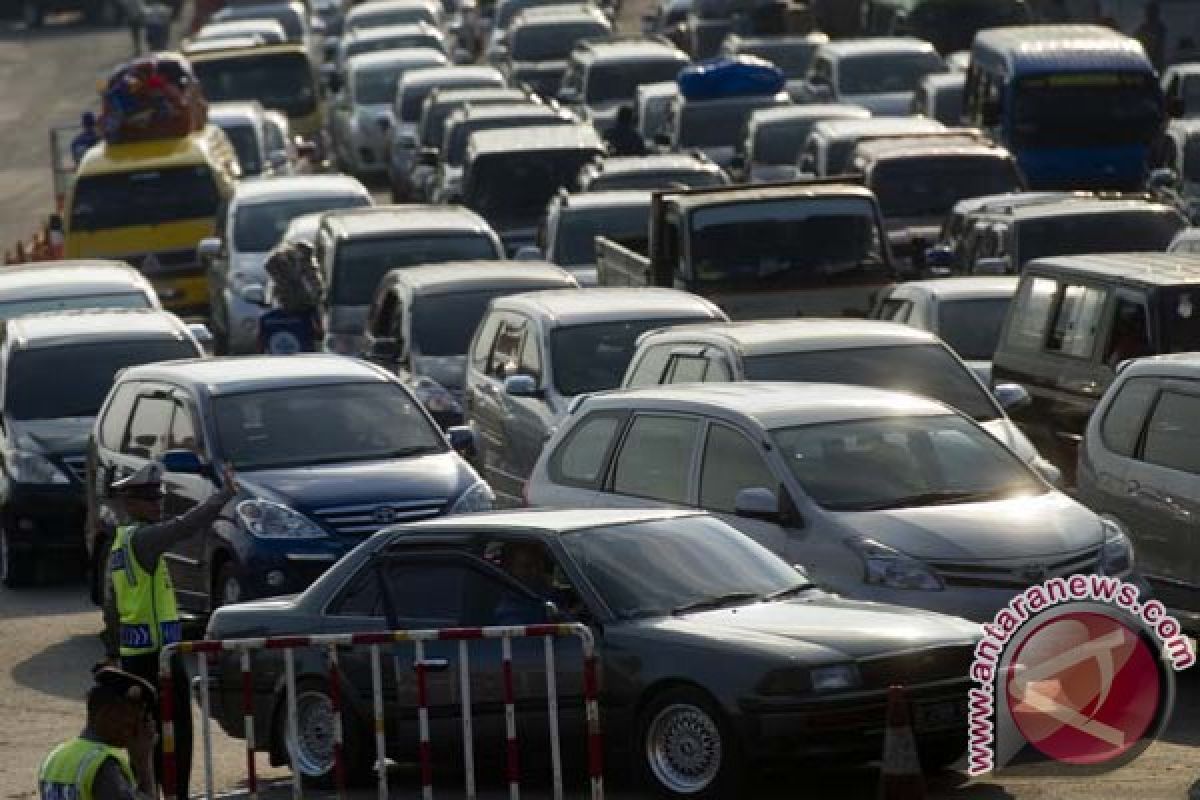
[914,699,964,732]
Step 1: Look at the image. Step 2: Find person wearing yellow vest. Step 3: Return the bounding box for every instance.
[102,460,239,800]
[39,666,158,800]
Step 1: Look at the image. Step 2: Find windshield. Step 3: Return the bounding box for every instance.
[194,53,317,116]
[561,517,801,619]
[746,343,999,420]
[741,41,818,78]
[70,166,218,231]
[332,235,498,305]
[511,21,608,61]
[772,414,1043,511]
[1017,210,1184,264]
[937,297,1012,361]
[590,168,725,191]
[690,197,891,289]
[465,149,601,228]
[0,293,151,318]
[420,94,516,145]
[6,339,198,420]
[413,288,523,356]
[554,205,648,266]
[679,97,781,148]
[213,383,444,470]
[348,34,443,60]
[585,59,685,105]
[220,124,263,176]
[838,52,944,95]
[551,316,710,396]
[234,195,369,252]
[752,120,814,164]
[355,66,406,105]
[871,156,1022,218]
[1013,73,1162,148]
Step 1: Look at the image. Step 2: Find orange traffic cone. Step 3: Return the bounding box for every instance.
[879,685,926,800]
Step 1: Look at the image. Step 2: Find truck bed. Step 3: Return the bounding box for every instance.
[595,235,656,287]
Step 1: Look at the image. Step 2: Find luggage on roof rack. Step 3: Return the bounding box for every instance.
[99,54,208,144]
[677,55,784,101]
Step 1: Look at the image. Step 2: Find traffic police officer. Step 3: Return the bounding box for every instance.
[103,460,239,800]
[39,667,158,800]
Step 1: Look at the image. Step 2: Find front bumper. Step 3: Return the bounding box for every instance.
[1,482,86,560]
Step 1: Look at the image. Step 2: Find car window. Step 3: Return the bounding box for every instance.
[122,395,174,459]
[383,561,464,625]
[331,563,385,617]
[549,411,624,488]
[168,402,203,454]
[611,414,699,504]
[471,312,503,372]
[487,317,525,379]
[1045,283,1107,359]
[1004,275,1059,352]
[1100,377,1159,458]
[98,383,140,450]
[665,354,708,383]
[624,343,673,387]
[1141,391,1200,475]
[699,424,777,513]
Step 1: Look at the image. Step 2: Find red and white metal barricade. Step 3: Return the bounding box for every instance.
[158,624,603,800]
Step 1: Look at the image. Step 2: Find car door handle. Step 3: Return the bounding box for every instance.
[414,658,449,672]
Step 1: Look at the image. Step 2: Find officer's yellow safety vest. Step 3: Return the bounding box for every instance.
[38,737,134,800]
[110,524,181,657]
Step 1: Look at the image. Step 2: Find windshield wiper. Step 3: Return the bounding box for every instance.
[762,582,815,602]
[672,591,761,615]
[847,489,1009,512]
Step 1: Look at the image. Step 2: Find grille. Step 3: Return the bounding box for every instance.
[858,644,976,688]
[312,499,447,536]
[59,455,88,484]
[928,547,1102,590]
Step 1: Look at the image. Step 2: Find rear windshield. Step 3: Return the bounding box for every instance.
[752,120,814,164]
[234,195,370,252]
[738,41,818,78]
[194,52,317,116]
[510,20,609,62]
[744,343,998,421]
[220,123,263,176]
[585,59,685,105]
[413,288,524,355]
[937,296,1012,362]
[5,339,198,420]
[1017,210,1185,265]
[679,97,782,149]
[870,156,1022,218]
[445,113,563,165]
[71,166,219,231]
[554,204,648,266]
[356,65,408,105]
[551,317,711,396]
[331,234,499,305]
[838,52,945,96]
[0,293,151,318]
[465,148,601,228]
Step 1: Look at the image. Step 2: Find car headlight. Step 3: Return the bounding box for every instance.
[1098,517,1134,577]
[450,481,494,514]
[4,449,69,485]
[757,663,861,696]
[850,538,943,591]
[414,377,463,415]
[236,499,326,539]
[810,663,861,692]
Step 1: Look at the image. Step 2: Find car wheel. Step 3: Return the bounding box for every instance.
[637,688,739,798]
[0,525,34,589]
[280,680,369,787]
[214,562,245,609]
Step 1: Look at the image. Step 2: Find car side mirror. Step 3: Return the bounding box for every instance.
[239,283,267,306]
[973,256,1011,275]
[503,374,539,397]
[417,147,439,167]
[514,245,542,261]
[161,448,206,476]
[446,425,477,457]
[197,237,223,261]
[993,382,1031,413]
[734,487,781,523]
[367,336,400,362]
[1148,167,1179,191]
[187,323,215,356]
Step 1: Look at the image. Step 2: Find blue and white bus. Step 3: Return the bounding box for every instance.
[964,25,1163,190]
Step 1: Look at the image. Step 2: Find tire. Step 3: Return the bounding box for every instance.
[1,525,35,589]
[278,679,370,788]
[213,561,246,609]
[635,687,740,798]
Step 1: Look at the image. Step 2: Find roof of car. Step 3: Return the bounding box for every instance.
[972,25,1149,74]
[749,103,870,127]
[233,174,369,205]
[429,86,528,106]
[347,0,440,16]
[385,260,576,293]
[454,102,561,121]
[817,36,939,58]
[493,287,721,325]
[583,381,949,429]
[197,18,287,35]
[1168,118,1200,138]
[5,310,189,349]
[390,507,705,536]
[513,4,609,24]
[123,354,391,395]
[346,47,446,72]
[725,32,829,49]
[552,189,653,210]
[998,197,1179,221]
[320,204,493,238]
[854,135,1011,163]
[186,41,308,62]
[587,153,720,174]
[811,116,945,141]
[572,37,688,64]
[208,101,266,123]
[399,65,504,90]
[920,72,966,91]
[636,80,679,99]
[1119,352,1200,380]
[640,318,936,355]
[892,276,1019,300]
[951,190,1078,216]
[1166,63,1200,77]
[1025,253,1200,286]
[467,124,604,156]
[0,261,152,300]
[666,182,876,213]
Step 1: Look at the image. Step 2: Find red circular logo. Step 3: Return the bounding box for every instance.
[1005,611,1161,765]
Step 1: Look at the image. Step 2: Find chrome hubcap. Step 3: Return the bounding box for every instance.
[288,691,336,777]
[646,703,722,794]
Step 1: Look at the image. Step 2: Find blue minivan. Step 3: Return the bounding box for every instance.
[86,354,491,613]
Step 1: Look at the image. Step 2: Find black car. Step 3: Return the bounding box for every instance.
[205,508,980,794]
[86,354,491,612]
[0,310,203,588]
